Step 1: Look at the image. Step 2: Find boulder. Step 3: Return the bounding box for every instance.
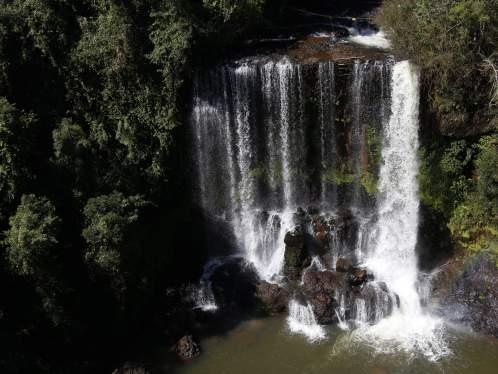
[211,258,259,309]
[336,257,353,272]
[302,270,347,294]
[284,226,309,280]
[284,226,304,248]
[255,281,290,314]
[175,335,201,361]
[301,271,348,324]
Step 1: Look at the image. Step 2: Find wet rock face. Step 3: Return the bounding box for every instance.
[301,271,348,323]
[284,226,310,280]
[310,216,330,256]
[349,268,369,287]
[255,281,290,315]
[302,270,348,294]
[175,335,201,361]
[211,258,259,309]
[433,254,498,337]
[336,257,353,272]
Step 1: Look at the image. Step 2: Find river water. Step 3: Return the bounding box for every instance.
[159,317,498,374]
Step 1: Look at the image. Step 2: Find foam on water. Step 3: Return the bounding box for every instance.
[348,30,391,49]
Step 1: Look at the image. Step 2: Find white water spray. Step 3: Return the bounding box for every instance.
[358,61,448,360]
[287,299,326,342]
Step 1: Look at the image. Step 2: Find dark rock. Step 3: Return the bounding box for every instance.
[349,268,368,286]
[306,206,319,215]
[112,362,150,374]
[284,226,309,280]
[416,204,453,271]
[211,258,259,309]
[320,252,335,269]
[301,271,348,324]
[432,254,498,338]
[175,335,201,361]
[307,215,331,256]
[284,226,304,248]
[336,257,353,272]
[302,271,347,294]
[255,281,290,314]
[309,293,338,324]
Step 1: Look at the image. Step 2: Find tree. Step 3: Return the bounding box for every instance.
[3,194,64,325]
[0,98,35,220]
[4,194,60,278]
[377,0,498,134]
[82,192,147,295]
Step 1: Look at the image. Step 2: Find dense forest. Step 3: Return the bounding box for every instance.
[0,0,496,373]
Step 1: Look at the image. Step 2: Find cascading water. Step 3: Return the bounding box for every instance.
[191,44,448,357]
[355,61,448,360]
[191,258,226,312]
[191,57,390,281]
[287,299,326,342]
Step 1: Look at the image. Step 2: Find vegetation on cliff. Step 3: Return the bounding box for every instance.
[0,0,287,372]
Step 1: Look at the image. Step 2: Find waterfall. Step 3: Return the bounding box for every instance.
[287,299,326,342]
[191,58,326,281]
[358,61,448,360]
[368,60,422,314]
[191,257,225,312]
[192,53,451,359]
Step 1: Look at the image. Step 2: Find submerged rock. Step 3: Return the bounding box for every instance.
[175,335,201,361]
[255,281,290,314]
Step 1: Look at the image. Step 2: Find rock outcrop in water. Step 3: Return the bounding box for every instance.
[432,253,498,338]
[175,335,201,361]
[255,281,290,314]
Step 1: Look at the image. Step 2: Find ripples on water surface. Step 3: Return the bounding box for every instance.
[157,317,498,374]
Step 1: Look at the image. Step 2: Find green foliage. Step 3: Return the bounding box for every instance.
[475,135,498,206]
[360,171,377,196]
[0,97,35,214]
[4,194,60,278]
[359,127,382,195]
[323,165,354,186]
[448,135,498,252]
[0,0,70,66]
[418,139,476,216]
[203,0,266,23]
[148,0,193,97]
[0,0,286,370]
[378,0,498,131]
[366,127,381,167]
[82,192,148,292]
